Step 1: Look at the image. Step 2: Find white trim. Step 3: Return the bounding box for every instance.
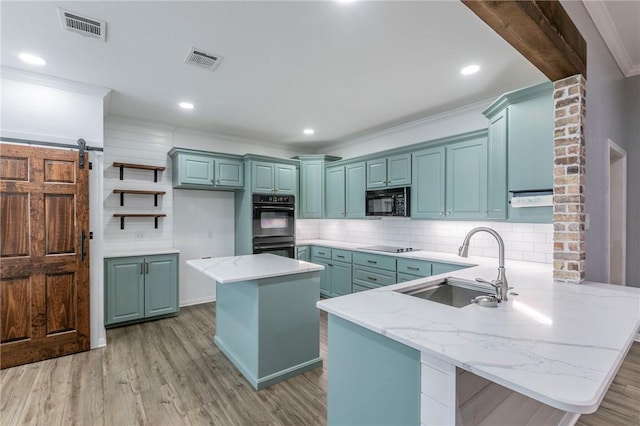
[180,295,216,307]
[605,139,627,285]
[635,332,640,343]
[320,97,493,153]
[105,115,176,136]
[558,412,580,426]
[583,1,640,78]
[0,66,112,98]
[89,151,106,349]
[0,129,100,148]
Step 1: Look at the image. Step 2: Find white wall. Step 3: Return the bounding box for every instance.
[0,70,106,147]
[561,1,628,284]
[1,71,109,349]
[103,119,174,252]
[320,100,491,159]
[623,76,640,287]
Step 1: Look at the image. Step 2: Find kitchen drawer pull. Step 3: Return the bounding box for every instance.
[407,266,419,271]
[367,260,378,264]
[367,276,378,281]
[336,255,345,258]
[318,251,326,255]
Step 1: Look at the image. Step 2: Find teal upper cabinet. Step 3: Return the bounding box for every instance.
[179,153,214,186]
[215,158,244,188]
[298,155,341,218]
[345,162,366,218]
[412,147,445,219]
[325,165,346,218]
[446,137,487,220]
[412,131,488,220]
[251,161,297,195]
[483,82,553,223]
[486,109,508,219]
[169,148,243,190]
[366,154,411,189]
[325,162,366,219]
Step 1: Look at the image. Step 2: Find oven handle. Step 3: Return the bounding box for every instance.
[254,205,295,211]
[254,243,296,249]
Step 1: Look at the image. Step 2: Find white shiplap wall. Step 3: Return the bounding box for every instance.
[103,120,174,252]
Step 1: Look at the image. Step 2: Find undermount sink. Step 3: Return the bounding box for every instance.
[395,277,494,308]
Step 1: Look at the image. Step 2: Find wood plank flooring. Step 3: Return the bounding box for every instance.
[1,302,638,425]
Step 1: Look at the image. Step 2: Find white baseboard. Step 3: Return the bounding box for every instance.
[180,295,216,307]
[559,411,580,426]
[635,332,640,343]
[91,337,107,350]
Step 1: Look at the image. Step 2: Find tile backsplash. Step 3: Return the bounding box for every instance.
[296,219,553,263]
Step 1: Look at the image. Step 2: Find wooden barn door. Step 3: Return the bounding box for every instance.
[0,143,90,369]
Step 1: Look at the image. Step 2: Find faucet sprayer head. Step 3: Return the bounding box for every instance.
[458,244,469,258]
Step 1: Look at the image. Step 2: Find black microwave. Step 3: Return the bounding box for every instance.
[365,187,410,217]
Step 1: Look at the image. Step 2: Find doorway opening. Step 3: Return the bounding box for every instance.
[607,139,627,285]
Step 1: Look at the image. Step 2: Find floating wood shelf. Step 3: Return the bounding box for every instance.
[113,214,167,230]
[113,162,166,182]
[113,189,166,206]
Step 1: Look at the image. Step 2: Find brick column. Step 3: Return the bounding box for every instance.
[552,75,586,283]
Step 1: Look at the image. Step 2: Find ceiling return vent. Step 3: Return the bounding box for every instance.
[185,48,223,71]
[58,8,106,41]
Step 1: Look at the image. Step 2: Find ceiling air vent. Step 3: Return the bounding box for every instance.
[59,8,106,41]
[185,48,223,71]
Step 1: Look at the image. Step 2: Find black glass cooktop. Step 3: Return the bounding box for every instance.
[358,245,418,253]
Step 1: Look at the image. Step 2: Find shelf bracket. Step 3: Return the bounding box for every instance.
[120,192,125,206]
[120,216,125,230]
[154,216,159,229]
[154,193,158,206]
[118,164,124,180]
[154,169,158,182]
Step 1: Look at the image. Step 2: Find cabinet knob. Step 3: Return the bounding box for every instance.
[216,179,220,184]
[439,211,444,216]
[446,211,451,216]
[484,210,488,215]
[274,188,278,193]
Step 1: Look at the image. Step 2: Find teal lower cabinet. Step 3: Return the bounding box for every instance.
[296,245,310,262]
[432,262,467,275]
[311,247,352,297]
[105,253,179,327]
[327,314,420,425]
[214,271,322,390]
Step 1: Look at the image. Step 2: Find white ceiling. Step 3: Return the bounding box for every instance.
[1,1,553,149]
[584,0,640,78]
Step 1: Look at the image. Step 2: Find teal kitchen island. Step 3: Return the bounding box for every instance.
[187,253,324,390]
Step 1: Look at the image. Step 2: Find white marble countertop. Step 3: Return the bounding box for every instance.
[297,239,475,266]
[314,240,640,414]
[103,247,180,258]
[186,253,324,284]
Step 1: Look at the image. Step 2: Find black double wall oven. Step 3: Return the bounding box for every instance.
[252,194,295,258]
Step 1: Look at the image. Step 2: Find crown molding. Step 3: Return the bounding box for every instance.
[583,0,639,78]
[0,66,112,97]
[321,97,493,153]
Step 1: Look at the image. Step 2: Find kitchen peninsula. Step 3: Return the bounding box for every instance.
[187,254,324,389]
[316,249,640,425]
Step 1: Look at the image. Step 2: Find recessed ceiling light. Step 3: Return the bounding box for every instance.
[461,65,480,75]
[179,102,194,110]
[303,129,315,135]
[19,53,47,66]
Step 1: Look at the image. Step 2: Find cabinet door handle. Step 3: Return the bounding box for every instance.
[140,263,144,274]
[407,266,419,271]
[79,231,86,261]
[217,179,220,184]
[145,262,149,274]
[367,276,378,281]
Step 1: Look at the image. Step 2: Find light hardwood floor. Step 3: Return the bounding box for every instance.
[1,303,638,425]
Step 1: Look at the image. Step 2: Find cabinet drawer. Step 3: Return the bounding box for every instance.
[311,246,331,260]
[353,252,396,271]
[397,259,432,277]
[421,363,450,406]
[353,265,396,287]
[332,249,352,262]
[432,262,467,276]
[397,272,424,283]
[352,284,375,293]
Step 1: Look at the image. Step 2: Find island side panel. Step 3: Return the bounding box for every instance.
[214,280,260,384]
[257,272,323,387]
[327,314,420,426]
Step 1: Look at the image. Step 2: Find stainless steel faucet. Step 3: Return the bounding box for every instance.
[458,227,509,301]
